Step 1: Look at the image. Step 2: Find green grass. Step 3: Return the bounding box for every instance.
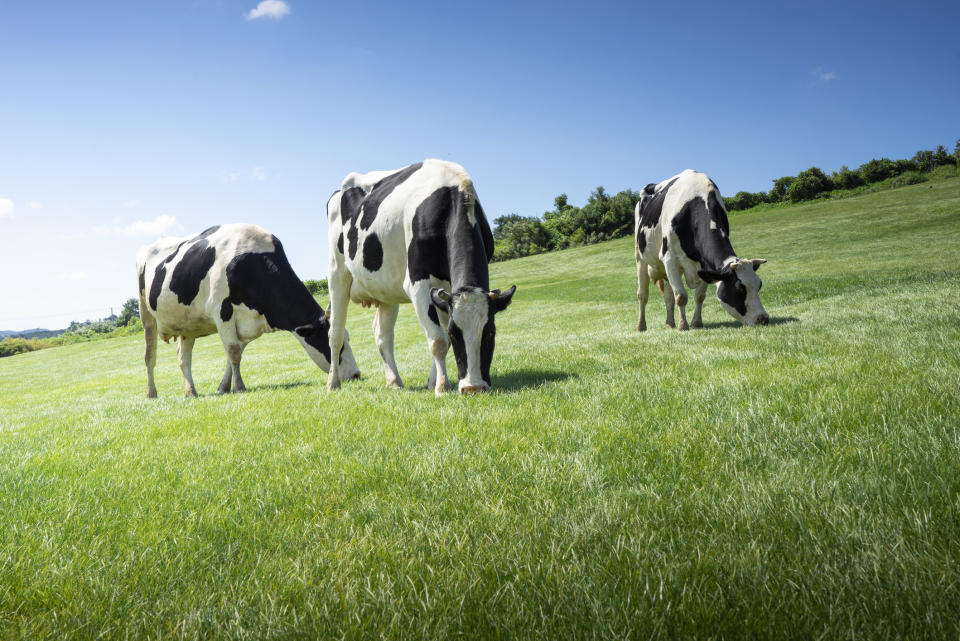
[2,178,960,640]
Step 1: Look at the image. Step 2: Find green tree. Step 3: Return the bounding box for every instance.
[832,165,865,190]
[769,176,796,202]
[116,298,140,327]
[912,150,935,173]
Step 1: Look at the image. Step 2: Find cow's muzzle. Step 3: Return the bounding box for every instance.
[755,314,770,326]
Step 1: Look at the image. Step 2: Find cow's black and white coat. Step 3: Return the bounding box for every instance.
[325,159,515,395]
[136,223,359,397]
[634,170,769,331]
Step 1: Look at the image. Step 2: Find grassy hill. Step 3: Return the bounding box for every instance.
[1,178,959,639]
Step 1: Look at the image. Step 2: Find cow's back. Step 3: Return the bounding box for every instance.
[137,224,275,340]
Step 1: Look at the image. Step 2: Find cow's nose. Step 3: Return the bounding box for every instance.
[349,371,361,380]
[757,314,770,326]
[459,384,490,395]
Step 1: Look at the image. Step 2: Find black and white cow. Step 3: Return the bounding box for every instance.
[635,170,769,331]
[136,223,359,397]
[325,159,516,396]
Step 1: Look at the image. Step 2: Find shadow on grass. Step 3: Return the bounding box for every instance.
[699,316,800,330]
[244,380,315,393]
[493,368,573,393]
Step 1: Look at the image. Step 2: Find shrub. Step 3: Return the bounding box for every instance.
[304,279,328,297]
[891,171,927,188]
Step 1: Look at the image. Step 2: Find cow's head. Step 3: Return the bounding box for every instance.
[698,259,769,326]
[430,285,516,394]
[293,307,361,379]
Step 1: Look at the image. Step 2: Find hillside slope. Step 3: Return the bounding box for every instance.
[1,179,959,640]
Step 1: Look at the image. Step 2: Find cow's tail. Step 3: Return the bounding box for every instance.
[459,177,495,262]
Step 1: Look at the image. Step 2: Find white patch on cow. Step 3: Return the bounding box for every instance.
[449,291,489,391]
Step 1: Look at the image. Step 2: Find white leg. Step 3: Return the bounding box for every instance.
[426,305,449,390]
[177,337,197,397]
[373,304,403,389]
[636,255,650,332]
[326,266,353,392]
[663,256,689,331]
[659,279,675,329]
[407,281,451,396]
[217,319,247,393]
[691,282,708,329]
[141,296,158,398]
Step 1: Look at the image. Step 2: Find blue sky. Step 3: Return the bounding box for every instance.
[1,0,958,330]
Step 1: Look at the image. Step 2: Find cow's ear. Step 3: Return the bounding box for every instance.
[324,302,332,319]
[490,285,516,313]
[644,183,657,195]
[430,288,451,311]
[748,258,767,271]
[698,269,723,283]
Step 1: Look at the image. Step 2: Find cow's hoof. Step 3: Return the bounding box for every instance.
[184,388,197,398]
[327,379,341,391]
[665,323,676,330]
[217,386,230,394]
[691,320,703,329]
[637,320,647,332]
[386,379,404,390]
[147,390,157,399]
[678,322,689,331]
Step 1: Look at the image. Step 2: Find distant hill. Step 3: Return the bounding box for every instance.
[0,328,65,340]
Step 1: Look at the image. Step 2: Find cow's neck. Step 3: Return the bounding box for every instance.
[447,218,490,292]
[698,234,738,273]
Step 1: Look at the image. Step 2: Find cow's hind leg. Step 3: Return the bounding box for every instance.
[373,303,403,389]
[691,282,708,329]
[636,256,650,332]
[659,279,676,329]
[141,297,158,398]
[216,320,247,393]
[178,337,198,397]
[664,257,689,331]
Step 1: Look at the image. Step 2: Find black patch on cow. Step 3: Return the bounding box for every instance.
[220,299,233,322]
[427,304,440,327]
[448,322,468,382]
[661,237,668,257]
[671,191,736,272]
[644,183,657,195]
[362,233,384,272]
[197,225,220,239]
[359,162,423,230]
[337,232,344,256]
[138,266,146,295]
[340,187,366,226]
[224,236,332,363]
[475,200,495,262]
[637,177,679,230]
[347,225,359,260]
[169,239,217,305]
[479,309,495,386]
[148,263,166,311]
[717,276,748,316]
[636,228,646,254]
[407,186,490,289]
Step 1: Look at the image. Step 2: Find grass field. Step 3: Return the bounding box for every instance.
[2,178,959,639]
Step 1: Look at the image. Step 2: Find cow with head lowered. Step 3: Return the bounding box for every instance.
[635,169,769,331]
[136,223,359,397]
[325,159,516,396]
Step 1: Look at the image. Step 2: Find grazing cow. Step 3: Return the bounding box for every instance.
[136,223,359,398]
[634,170,769,331]
[325,159,516,396]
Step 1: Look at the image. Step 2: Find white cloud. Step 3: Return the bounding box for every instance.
[27,201,43,210]
[124,200,140,208]
[0,198,13,219]
[252,166,266,182]
[57,271,88,282]
[246,0,290,20]
[122,215,181,237]
[223,171,241,183]
[820,71,838,81]
[812,66,838,82]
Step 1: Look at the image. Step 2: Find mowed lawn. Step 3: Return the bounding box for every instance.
[1,179,959,640]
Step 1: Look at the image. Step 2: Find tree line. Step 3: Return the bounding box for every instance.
[493,139,960,261]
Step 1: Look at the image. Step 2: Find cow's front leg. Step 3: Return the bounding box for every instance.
[177,337,198,397]
[636,256,650,332]
[691,282,708,329]
[142,300,159,398]
[326,267,353,391]
[228,343,246,392]
[373,303,403,389]
[217,362,232,394]
[409,283,451,396]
